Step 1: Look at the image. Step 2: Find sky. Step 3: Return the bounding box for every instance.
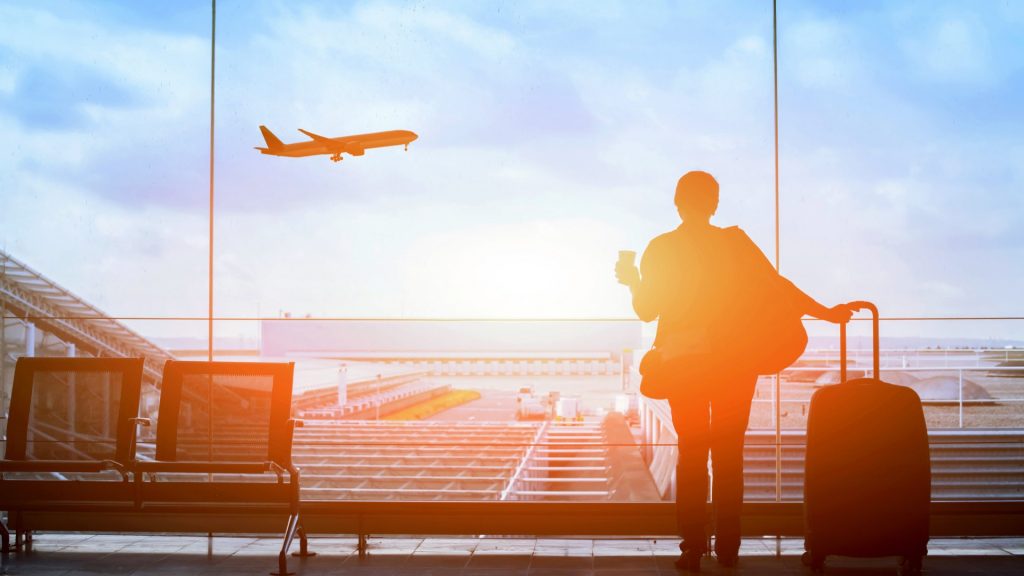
[1,0,1022,341]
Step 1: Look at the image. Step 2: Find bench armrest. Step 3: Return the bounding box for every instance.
[126,417,152,464]
[134,461,272,475]
[0,459,130,481]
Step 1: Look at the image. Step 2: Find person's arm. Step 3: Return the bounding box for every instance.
[630,255,660,322]
[615,240,661,322]
[779,277,852,324]
[732,227,852,324]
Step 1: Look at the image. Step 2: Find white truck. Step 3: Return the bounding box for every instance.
[515,386,547,420]
[555,396,582,422]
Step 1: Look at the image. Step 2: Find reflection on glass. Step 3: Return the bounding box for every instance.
[176,374,275,463]
[26,371,123,462]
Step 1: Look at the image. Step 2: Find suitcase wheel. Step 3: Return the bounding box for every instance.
[801,551,825,573]
[899,555,923,576]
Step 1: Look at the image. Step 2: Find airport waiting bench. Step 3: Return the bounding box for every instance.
[0,357,145,552]
[0,357,309,576]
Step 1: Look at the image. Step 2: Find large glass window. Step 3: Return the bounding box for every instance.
[2,0,1020,505]
[772,1,1024,502]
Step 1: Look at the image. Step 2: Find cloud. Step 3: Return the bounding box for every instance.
[899,13,994,85]
[0,2,210,206]
[0,172,209,322]
[2,0,1023,327]
[0,0,773,212]
[784,17,860,91]
[2,63,139,130]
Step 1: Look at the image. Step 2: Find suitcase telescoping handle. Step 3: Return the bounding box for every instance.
[840,301,880,382]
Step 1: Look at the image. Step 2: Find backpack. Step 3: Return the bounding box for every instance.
[639,226,806,399]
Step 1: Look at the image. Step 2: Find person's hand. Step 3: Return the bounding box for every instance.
[615,260,640,288]
[824,303,854,324]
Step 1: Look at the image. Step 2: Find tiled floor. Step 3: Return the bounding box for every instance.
[1,534,1022,575]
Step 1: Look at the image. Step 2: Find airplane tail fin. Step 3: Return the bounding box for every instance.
[259,125,284,150]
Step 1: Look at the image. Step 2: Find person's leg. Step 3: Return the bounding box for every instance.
[669,395,712,554]
[708,374,758,559]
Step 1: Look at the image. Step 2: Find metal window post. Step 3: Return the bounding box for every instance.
[25,323,35,357]
[67,343,76,437]
[958,369,964,429]
[337,364,348,406]
[375,374,381,421]
[772,0,783,505]
[1,306,7,420]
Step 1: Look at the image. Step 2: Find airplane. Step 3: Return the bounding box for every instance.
[255,125,418,163]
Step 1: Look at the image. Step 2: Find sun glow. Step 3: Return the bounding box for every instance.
[401,218,629,318]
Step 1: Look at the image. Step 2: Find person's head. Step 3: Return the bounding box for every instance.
[674,170,719,223]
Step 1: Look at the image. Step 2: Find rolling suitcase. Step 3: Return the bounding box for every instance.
[802,301,930,575]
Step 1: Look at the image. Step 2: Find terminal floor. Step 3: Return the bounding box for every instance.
[2,534,1023,575]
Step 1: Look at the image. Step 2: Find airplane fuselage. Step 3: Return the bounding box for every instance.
[256,127,418,162]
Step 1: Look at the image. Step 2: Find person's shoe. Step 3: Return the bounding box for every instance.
[716,551,738,568]
[674,549,702,572]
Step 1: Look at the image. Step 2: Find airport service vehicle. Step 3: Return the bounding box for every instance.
[555,396,583,422]
[255,125,417,163]
[802,302,930,575]
[515,386,546,420]
[614,393,640,423]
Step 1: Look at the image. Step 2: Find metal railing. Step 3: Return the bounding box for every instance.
[3,314,1023,504]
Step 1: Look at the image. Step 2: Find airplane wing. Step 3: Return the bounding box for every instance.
[298,128,337,144]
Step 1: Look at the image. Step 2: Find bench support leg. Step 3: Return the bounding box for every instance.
[290,522,316,558]
[0,514,9,555]
[358,533,367,558]
[271,513,299,576]
[12,512,21,552]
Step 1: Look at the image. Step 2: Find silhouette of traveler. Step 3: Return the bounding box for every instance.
[615,171,851,572]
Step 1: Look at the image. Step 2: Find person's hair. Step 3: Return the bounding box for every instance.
[674,171,719,217]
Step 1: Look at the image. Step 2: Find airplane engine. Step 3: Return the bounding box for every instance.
[347,146,366,156]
